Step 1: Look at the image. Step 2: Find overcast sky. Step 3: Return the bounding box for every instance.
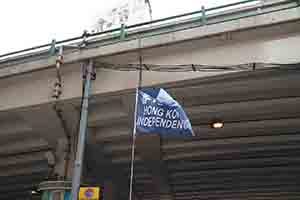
[0,0,241,55]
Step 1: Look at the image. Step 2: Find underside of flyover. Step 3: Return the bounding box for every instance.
[0,66,300,200]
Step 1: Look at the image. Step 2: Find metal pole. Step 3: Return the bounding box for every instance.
[128,88,138,200]
[70,59,94,200]
[128,37,143,200]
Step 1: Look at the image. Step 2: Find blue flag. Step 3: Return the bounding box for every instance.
[136,88,194,136]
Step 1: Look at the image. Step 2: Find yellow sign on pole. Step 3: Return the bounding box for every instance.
[79,187,100,200]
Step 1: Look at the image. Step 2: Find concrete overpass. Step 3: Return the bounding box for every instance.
[0,0,300,199]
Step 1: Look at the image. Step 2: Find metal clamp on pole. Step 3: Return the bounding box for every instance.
[70,59,96,200]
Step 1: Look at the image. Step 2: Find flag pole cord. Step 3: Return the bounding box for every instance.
[129,37,143,200]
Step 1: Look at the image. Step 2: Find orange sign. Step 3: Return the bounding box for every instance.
[79,187,100,200]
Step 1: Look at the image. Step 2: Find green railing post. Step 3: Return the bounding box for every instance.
[120,23,127,40]
[201,6,207,25]
[49,39,56,57]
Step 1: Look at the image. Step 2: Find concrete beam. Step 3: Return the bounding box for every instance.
[167,156,300,173]
[0,162,49,177]
[177,69,300,106]
[164,133,300,151]
[191,117,300,139]
[0,119,32,137]
[1,5,300,78]
[174,193,300,200]
[136,134,173,199]
[171,179,300,193]
[102,117,300,155]
[173,186,300,198]
[0,182,37,193]
[16,103,77,179]
[95,125,131,141]
[83,128,108,180]
[0,172,46,185]
[17,104,67,148]
[187,97,300,124]
[111,155,141,164]
[0,151,47,167]
[0,192,33,200]
[103,181,115,200]
[88,97,129,127]
[0,139,49,156]
[84,129,142,200]
[164,134,300,161]
[1,31,300,113]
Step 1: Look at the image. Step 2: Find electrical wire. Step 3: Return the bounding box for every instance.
[95,62,300,72]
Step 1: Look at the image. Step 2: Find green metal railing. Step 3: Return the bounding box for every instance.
[0,0,299,62]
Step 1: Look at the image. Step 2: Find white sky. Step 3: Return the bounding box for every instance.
[0,0,241,55]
